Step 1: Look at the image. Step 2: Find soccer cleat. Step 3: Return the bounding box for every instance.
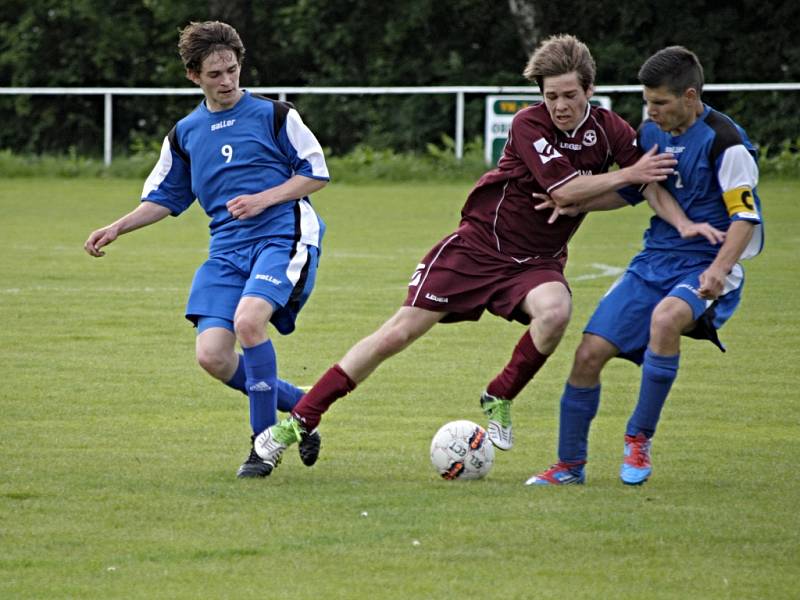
[254,417,304,470]
[524,462,586,486]
[298,428,321,466]
[620,433,652,485]
[236,435,274,478]
[480,391,513,450]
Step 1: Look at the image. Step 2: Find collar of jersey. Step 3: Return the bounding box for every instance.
[562,103,592,139]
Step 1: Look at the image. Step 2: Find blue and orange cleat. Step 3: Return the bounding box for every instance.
[620,433,652,485]
[525,462,586,486]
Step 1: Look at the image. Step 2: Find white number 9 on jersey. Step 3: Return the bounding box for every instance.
[221,144,233,163]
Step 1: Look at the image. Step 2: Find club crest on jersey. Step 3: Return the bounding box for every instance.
[211,118,236,131]
[582,130,597,146]
[533,138,563,164]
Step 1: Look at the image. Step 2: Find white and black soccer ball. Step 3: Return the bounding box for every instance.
[430,420,495,480]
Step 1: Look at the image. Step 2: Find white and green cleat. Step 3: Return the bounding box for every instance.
[254,417,304,470]
[480,391,513,450]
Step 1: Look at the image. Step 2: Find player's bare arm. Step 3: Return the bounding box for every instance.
[698,220,755,299]
[533,191,627,224]
[643,184,726,245]
[549,145,676,207]
[84,201,171,257]
[226,175,328,220]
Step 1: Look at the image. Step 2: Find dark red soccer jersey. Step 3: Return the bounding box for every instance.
[458,103,641,262]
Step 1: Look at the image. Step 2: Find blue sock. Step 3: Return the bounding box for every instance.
[224,355,247,393]
[276,379,305,412]
[626,349,679,438]
[224,353,303,411]
[243,341,278,435]
[558,383,601,464]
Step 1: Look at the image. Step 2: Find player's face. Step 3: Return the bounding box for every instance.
[643,85,696,135]
[187,50,243,112]
[542,72,592,133]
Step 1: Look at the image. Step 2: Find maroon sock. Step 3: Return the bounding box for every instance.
[486,331,549,400]
[292,364,356,430]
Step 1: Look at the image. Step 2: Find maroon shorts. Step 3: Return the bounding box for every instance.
[404,233,569,324]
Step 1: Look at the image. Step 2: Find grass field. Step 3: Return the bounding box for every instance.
[1,177,798,599]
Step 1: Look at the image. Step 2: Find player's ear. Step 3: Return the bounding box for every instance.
[585,85,595,101]
[186,69,200,85]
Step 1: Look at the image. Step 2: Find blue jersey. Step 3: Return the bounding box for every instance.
[636,104,763,259]
[141,91,329,255]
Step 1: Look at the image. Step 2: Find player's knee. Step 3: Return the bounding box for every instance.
[196,344,227,378]
[538,304,571,339]
[233,312,263,346]
[572,342,604,379]
[374,324,417,358]
[649,307,683,341]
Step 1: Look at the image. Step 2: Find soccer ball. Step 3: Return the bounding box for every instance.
[430,420,495,480]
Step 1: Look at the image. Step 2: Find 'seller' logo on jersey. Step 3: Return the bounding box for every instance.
[533,138,563,164]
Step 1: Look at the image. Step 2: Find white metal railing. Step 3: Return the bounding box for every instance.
[2,83,799,165]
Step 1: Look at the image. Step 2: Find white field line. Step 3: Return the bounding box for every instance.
[571,263,625,281]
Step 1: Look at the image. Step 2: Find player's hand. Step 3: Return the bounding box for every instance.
[629,145,678,184]
[226,193,268,219]
[677,222,726,245]
[84,226,117,257]
[698,265,726,299]
[533,192,581,224]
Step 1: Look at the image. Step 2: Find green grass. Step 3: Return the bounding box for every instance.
[1,178,798,599]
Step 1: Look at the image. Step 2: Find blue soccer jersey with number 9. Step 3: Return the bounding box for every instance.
[141,91,329,255]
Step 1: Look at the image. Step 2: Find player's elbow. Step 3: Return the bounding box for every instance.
[310,178,329,194]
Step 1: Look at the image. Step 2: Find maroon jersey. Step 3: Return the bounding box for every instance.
[458,103,641,262]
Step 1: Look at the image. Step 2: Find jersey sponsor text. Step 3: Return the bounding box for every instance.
[211,118,236,131]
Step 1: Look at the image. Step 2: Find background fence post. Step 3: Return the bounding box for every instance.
[104,92,113,166]
[455,91,465,160]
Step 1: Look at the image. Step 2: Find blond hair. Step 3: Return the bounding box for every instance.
[523,34,596,92]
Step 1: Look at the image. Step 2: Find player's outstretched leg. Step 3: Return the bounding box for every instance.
[480,392,513,450]
[620,433,652,485]
[237,435,275,478]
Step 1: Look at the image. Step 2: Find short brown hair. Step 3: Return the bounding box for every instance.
[638,46,704,96]
[178,21,245,73]
[523,34,596,92]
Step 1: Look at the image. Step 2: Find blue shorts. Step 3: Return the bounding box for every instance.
[186,238,320,335]
[585,250,744,364]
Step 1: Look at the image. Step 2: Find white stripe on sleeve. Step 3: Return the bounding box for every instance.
[286,109,329,179]
[141,136,173,198]
[717,144,759,191]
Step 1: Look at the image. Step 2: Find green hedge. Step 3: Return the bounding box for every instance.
[1,137,797,182]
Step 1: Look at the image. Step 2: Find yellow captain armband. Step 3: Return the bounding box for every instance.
[722,186,756,217]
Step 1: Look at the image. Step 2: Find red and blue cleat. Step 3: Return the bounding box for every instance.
[620,433,652,485]
[525,461,586,486]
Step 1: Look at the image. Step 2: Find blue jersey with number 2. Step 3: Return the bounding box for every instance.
[636,104,763,259]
